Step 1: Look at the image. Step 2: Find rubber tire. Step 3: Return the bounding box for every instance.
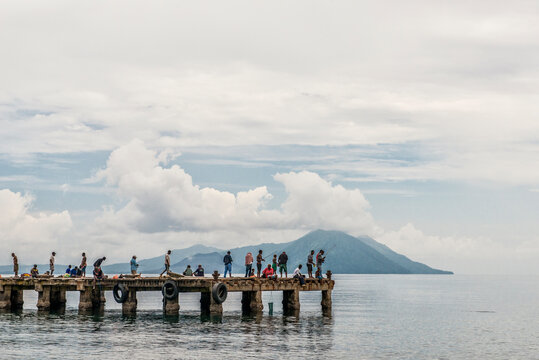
[212,283,228,304]
[162,280,178,300]
[113,283,128,303]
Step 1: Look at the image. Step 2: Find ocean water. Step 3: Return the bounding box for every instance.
[0,274,538,359]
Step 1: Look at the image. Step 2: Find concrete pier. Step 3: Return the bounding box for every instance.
[122,288,137,316]
[163,294,180,316]
[200,291,223,315]
[282,289,300,314]
[0,276,334,316]
[241,290,263,314]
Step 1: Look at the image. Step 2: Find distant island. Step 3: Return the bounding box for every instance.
[0,230,453,275]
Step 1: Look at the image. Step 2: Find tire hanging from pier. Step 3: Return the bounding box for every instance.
[162,280,179,300]
[212,283,228,304]
[113,283,129,303]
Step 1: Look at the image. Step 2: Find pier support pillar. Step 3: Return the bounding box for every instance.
[321,289,332,312]
[163,294,180,316]
[200,292,223,315]
[241,291,263,314]
[282,289,300,314]
[79,288,106,314]
[36,286,51,311]
[0,286,12,311]
[122,289,137,316]
[11,289,24,310]
[50,288,67,311]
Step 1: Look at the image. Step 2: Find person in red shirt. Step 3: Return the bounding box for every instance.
[262,264,277,279]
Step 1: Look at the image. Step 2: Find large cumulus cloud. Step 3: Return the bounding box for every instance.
[93,140,377,236]
[0,189,72,262]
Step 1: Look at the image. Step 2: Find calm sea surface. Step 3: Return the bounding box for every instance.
[0,274,538,359]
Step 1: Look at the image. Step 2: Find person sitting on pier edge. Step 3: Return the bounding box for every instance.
[65,265,72,276]
[223,251,233,278]
[293,264,306,286]
[307,250,315,278]
[160,250,171,277]
[31,264,39,278]
[315,268,323,281]
[316,250,325,274]
[50,251,56,275]
[130,255,139,275]
[80,252,87,277]
[250,268,256,277]
[183,265,193,276]
[76,266,82,277]
[245,252,253,277]
[262,264,277,279]
[193,264,204,277]
[272,254,277,274]
[71,266,79,277]
[256,250,265,277]
[12,253,18,277]
[278,251,288,278]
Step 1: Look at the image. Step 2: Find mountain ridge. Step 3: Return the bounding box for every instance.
[0,230,453,275]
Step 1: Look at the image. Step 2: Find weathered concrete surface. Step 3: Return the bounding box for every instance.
[241,291,263,314]
[163,294,180,316]
[200,291,223,315]
[282,289,301,313]
[122,288,137,316]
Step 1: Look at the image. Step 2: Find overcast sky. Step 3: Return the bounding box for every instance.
[1,1,539,274]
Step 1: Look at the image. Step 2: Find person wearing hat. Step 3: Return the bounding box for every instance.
[130,255,139,275]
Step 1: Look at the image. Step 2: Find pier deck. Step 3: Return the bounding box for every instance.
[0,276,334,316]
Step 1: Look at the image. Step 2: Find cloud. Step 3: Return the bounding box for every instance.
[1,1,539,186]
[0,189,72,263]
[377,223,513,273]
[93,140,378,237]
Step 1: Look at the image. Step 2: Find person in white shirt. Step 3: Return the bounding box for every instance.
[293,264,306,286]
[50,252,56,275]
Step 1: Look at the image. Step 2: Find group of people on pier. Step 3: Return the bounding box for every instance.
[8,248,327,284]
[216,249,327,284]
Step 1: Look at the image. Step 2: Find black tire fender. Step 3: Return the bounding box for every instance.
[212,282,228,304]
[162,280,179,300]
[113,283,129,303]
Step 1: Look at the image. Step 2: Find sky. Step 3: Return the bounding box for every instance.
[1,0,539,274]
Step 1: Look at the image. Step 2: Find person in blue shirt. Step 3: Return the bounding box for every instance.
[130,255,139,275]
[193,264,204,277]
[71,266,79,277]
[65,265,72,275]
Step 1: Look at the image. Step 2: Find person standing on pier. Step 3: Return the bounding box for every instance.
[93,256,106,269]
[278,251,288,278]
[223,251,233,278]
[50,252,56,275]
[272,254,277,274]
[256,250,265,277]
[12,253,18,277]
[130,255,139,275]
[307,250,315,278]
[316,250,325,274]
[160,250,171,277]
[80,252,87,277]
[245,252,253,277]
